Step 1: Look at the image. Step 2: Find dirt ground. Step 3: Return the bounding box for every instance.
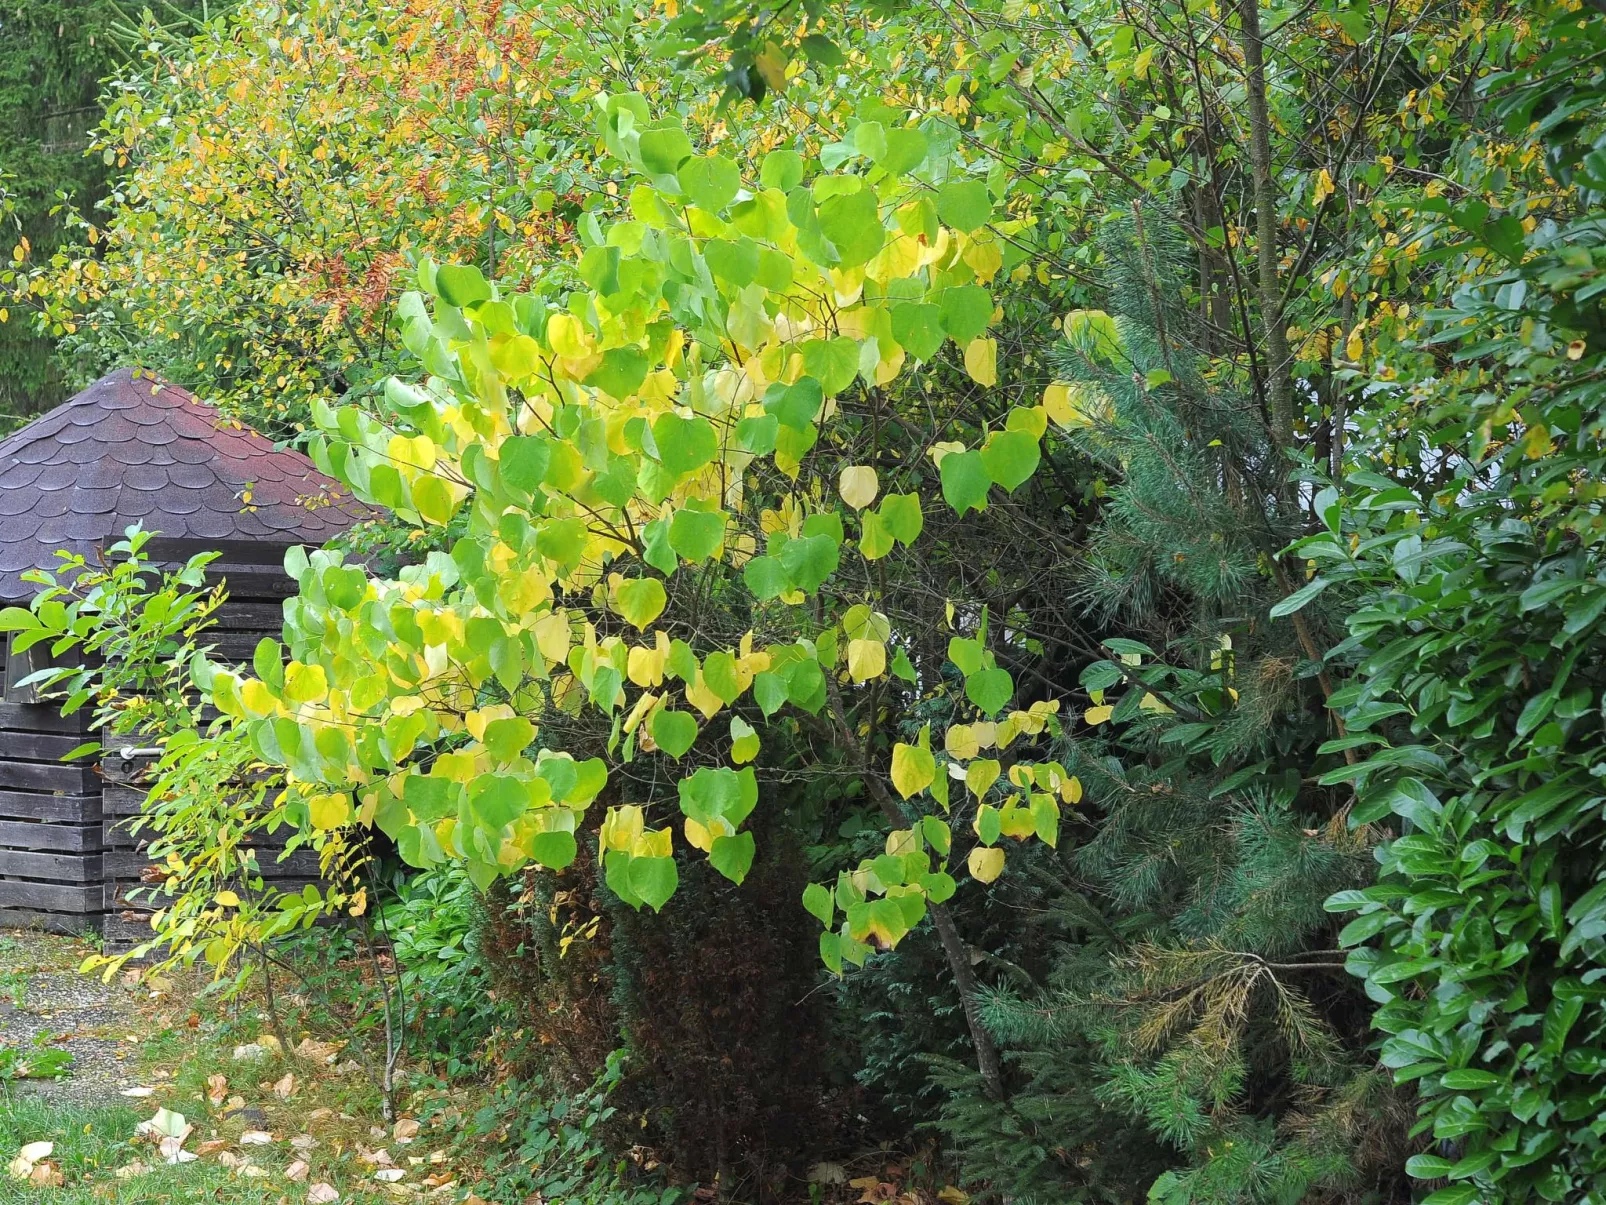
[0,930,144,1106]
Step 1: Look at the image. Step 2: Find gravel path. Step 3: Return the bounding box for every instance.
[0,930,143,1107]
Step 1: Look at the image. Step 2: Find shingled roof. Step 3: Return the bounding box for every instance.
[0,369,368,601]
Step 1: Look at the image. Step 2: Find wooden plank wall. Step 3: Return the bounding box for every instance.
[0,703,103,934]
[101,751,322,952]
[0,544,320,944]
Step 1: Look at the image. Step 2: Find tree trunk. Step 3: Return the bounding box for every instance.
[1239,0,1294,448]
[824,683,1007,1101]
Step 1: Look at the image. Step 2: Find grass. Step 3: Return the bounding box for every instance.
[0,1096,293,1204]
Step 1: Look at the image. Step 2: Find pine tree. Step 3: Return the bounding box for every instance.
[932,210,1412,1202]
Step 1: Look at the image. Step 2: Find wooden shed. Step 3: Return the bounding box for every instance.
[0,368,366,934]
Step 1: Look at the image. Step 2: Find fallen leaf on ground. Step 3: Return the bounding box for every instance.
[271,1072,297,1099]
[206,1074,228,1106]
[358,1147,393,1167]
[238,1163,269,1178]
[217,1152,242,1168]
[290,1135,317,1151]
[197,1140,228,1156]
[258,1035,283,1054]
[114,1161,149,1179]
[158,1135,197,1164]
[285,1160,310,1182]
[294,1038,340,1064]
[240,1130,274,1145]
[374,1168,406,1182]
[120,1087,154,1098]
[307,1185,340,1205]
[27,1161,63,1187]
[8,1141,54,1181]
[392,1118,420,1143]
[136,1108,190,1142]
[231,1044,266,1062]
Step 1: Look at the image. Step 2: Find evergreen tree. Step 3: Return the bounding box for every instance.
[931,211,1411,1202]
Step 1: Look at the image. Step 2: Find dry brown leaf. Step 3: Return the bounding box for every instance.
[392,1118,420,1144]
[271,1072,297,1099]
[307,1186,340,1205]
[285,1159,311,1183]
[206,1074,228,1106]
[240,1131,274,1146]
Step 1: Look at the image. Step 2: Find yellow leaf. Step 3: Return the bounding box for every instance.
[628,642,666,688]
[847,638,887,683]
[967,846,1005,883]
[600,805,644,852]
[1522,422,1552,459]
[1060,775,1084,805]
[944,724,979,761]
[532,611,571,665]
[308,793,352,830]
[890,741,936,799]
[963,337,997,387]
[684,674,725,719]
[1083,705,1114,727]
[1312,167,1335,206]
[965,759,1001,799]
[215,890,241,908]
[1345,326,1365,361]
[838,465,879,510]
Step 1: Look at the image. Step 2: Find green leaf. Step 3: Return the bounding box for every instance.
[651,412,718,476]
[668,508,727,563]
[938,285,993,343]
[709,832,756,884]
[879,493,923,544]
[0,607,39,632]
[639,124,693,175]
[628,855,678,911]
[435,263,491,307]
[940,450,991,514]
[753,671,789,716]
[764,377,824,429]
[936,180,992,232]
[677,154,741,211]
[878,127,929,174]
[529,830,578,870]
[499,435,550,494]
[891,302,944,361]
[468,775,528,831]
[1270,577,1331,618]
[778,533,840,593]
[743,555,793,600]
[818,189,884,267]
[650,709,698,758]
[482,716,535,763]
[802,882,834,926]
[979,430,1041,493]
[735,413,778,454]
[799,33,845,66]
[891,648,917,683]
[965,667,1014,716]
[859,510,895,560]
[702,651,742,704]
[760,149,805,191]
[615,577,667,630]
[799,338,861,396]
[583,346,649,398]
[640,516,678,575]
